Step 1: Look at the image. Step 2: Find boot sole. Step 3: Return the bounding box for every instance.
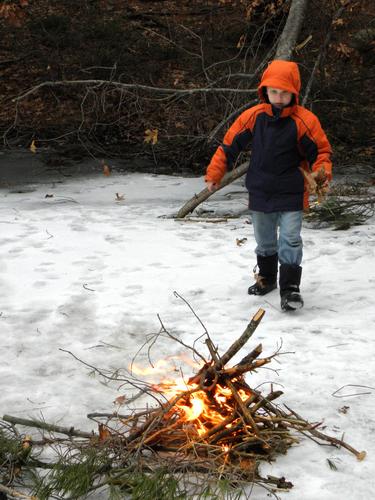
[281,299,304,311]
[248,284,277,296]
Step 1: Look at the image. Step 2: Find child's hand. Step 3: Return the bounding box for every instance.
[206,181,219,192]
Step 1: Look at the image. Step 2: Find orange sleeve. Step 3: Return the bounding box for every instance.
[205,108,257,184]
[296,108,333,181]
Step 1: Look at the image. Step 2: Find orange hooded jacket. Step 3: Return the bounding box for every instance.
[206,60,332,211]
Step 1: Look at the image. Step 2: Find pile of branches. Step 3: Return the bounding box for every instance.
[305,195,375,230]
[0,308,366,500]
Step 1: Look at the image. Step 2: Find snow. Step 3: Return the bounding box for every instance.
[1,158,374,499]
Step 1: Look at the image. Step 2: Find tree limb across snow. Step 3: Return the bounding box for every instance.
[175,162,248,219]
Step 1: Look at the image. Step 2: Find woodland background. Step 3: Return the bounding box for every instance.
[0,0,374,177]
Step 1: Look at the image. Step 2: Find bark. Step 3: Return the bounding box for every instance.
[274,0,309,61]
[175,161,248,218]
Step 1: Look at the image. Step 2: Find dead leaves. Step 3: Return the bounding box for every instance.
[29,140,36,153]
[236,237,247,246]
[236,34,247,49]
[334,42,354,58]
[102,162,111,176]
[144,128,158,145]
[113,395,127,406]
[98,423,111,442]
[338,405,350,414]
[0,1,28,27]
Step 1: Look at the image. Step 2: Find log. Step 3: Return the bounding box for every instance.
[175,161,248,219]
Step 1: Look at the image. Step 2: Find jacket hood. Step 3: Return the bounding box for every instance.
[258,60,301,104]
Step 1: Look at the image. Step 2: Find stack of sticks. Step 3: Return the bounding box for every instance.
[2,309,366,494]
[97,309,365,485]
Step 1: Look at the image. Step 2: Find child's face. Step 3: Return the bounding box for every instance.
[267,87,293,108]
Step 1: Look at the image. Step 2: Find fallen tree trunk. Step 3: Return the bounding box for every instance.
[274,0,309,60]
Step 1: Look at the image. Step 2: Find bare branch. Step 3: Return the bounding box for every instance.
[12,80,257,103]
[175,162,248,219]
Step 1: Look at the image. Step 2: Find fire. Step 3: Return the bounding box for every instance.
[130,356,254,440]
[131,354,200,377]
[179,396,204,421]
[164,382,253,437]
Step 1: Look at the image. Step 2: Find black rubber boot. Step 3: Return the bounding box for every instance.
[248,254,278,296]
[279,264,304,311]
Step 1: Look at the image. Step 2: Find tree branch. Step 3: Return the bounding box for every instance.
[175,161,248,219]
[12,80,257,103]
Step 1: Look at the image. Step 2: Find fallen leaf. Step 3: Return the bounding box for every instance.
[113,395,127,405]
[22,435,32,449]
[237,34,246,49]
[236,237,247,246]
[103,163,111,176]
[98,423,111,442]
[338,405,350,414]
[144,128,158,145]
[332,18,344,27]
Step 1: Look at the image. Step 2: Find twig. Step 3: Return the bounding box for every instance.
[302,2,349,106]
[173,291,209,336]
[0,483,35,499]
[331,384,375,398]
[12,79,258,103]
[215,309,265,369]
[2,414,94,439]
[284,406,366,460]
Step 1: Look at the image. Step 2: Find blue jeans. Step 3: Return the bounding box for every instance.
[250,211,303,266]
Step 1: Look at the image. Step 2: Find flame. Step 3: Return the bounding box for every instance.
[131,359,173,376]
[131,356,253,443]
[179,396,204,421]
[131,354,200,377]
[164,382,252,438]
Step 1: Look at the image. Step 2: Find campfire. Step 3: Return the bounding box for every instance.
[1,308,366,499]
[95,308,365,492]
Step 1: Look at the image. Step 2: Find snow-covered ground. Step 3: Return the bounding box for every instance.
[1,160,374,499]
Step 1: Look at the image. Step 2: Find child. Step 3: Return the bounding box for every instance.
[205,60,332,311]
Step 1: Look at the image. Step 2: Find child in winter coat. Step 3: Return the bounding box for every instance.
[205,60,332,311]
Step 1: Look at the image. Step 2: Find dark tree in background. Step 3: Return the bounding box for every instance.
[0,0,374,176]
